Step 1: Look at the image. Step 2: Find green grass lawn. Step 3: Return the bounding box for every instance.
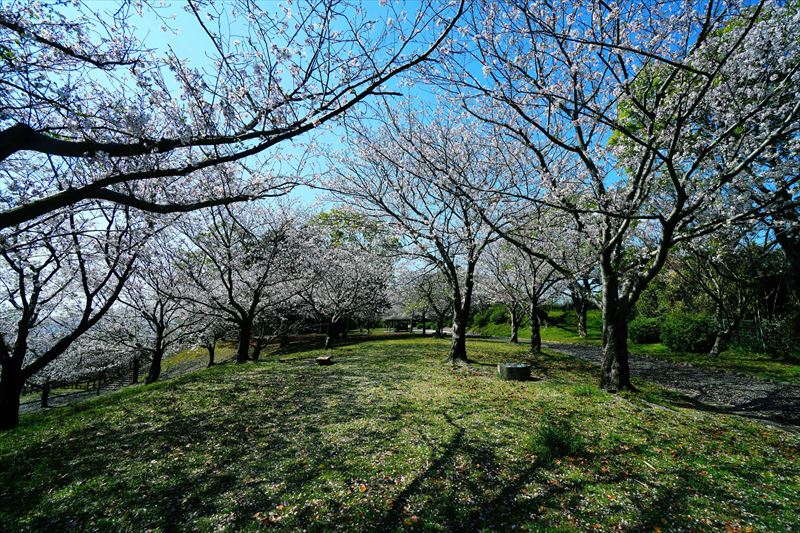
[162,341,238,375]
[1,336,798,531]
[474,309,800,384]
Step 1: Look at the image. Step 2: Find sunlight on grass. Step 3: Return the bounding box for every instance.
[1,336,798,531]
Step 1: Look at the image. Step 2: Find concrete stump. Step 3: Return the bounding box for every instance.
[497,363,532,381]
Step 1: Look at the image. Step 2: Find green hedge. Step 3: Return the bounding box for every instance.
[629,317,661,344]
[661,313,716,353]
[472,304,509,328]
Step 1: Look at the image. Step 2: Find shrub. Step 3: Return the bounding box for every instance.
[525,419,585,462]
[629,317,661,344]
[471,311,490,328]
[661,312,716,353]
[471,304,509,328]
[761,319,800,360]
[488,304,509,325]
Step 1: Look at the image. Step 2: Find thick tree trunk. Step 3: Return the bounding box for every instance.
[207,343,216,367]
[510,305,519,344]
[449,308,469,364]
[421,312,427,335]
[599,277,634,392]
[449,263,476,364]
[279,318,290,348]
[145,348,164,385]
[435,317,444,338]
[324,319,338,349]
[577,304,588,338]
[41,381,51,408]
[529,300,541,354]
[236,320,252,363]
[0,359,26,430]
[0,369,22,430]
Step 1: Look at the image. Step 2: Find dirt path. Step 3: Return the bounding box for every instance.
[544,341,800,432]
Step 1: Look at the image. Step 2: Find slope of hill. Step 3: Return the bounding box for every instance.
[1,336,797,531]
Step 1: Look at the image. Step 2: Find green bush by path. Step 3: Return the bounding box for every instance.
[1,337,798,531]
[629,317,661,344]
[661,313,717,353]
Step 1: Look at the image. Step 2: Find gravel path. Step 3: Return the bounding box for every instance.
[544,341,800,432]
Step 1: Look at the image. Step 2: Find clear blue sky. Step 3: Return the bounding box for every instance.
[74,0,440,208]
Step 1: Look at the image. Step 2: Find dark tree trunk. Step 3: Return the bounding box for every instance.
[421,312,427,335]
[449,308,469,364]
[599,276,634,392]
[206,342,216,367]
[41,381,51,408]
[0,361,24,430]
[145,348,164,385]
[324,319,339,349]
[435,317,444,337]
[236,320,252,363]
[510,304,519,344]
[341,316,349,339]
[449,263,476,364]
[251,332,268,361]
[132,356,140,383]
[0,380,22,430]
[529,300,541,354]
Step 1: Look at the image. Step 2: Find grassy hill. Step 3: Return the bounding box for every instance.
[470,309,603,344]
[1,336,798,531]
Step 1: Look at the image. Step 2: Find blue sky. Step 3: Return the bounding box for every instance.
[84,0,442,208]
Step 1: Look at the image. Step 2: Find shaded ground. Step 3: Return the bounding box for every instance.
[2,337,798,531]
[544,341,800,431]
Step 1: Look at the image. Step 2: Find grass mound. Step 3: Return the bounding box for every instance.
[1,336,798,531]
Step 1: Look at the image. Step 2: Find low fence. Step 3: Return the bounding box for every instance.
[20,358,140,410]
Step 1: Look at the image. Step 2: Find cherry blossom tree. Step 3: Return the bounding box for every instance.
[25,312,139,407]
[0,202,143,429]
[298,215,393,349]
[482,237,560,353]
[480,243,526,343]
[175,203,301,363]
[0,0,465,229]
[195,316,233,368]
[329,105,507,363]
[114,238,200,384]
[438,0,800,390]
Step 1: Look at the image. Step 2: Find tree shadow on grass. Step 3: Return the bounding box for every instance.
[653,387,800,433]
[3,339,795,531]
[1,350,433,530]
